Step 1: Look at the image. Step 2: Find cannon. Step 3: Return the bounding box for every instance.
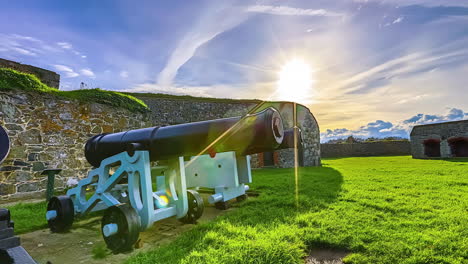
[46,107,299,252]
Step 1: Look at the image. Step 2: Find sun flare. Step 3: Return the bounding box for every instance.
[277,59,314,103]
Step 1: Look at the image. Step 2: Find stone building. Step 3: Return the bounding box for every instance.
[410,120,468,158]
[0,58,60,89]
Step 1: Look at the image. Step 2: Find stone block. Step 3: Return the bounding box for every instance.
[19,129,41,144]
[17,182,39,193]
[27,153,39,161]
[0,184,16,195]
[32,162,45,172]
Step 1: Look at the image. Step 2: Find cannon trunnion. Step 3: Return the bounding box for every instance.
[46,107,300,252]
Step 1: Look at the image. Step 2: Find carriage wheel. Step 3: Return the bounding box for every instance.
[179,190,204,224]
[101,204,140,253]
[47,196,74,233]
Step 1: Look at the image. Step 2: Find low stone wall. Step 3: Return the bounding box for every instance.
[135,95,321,167]
[0,90,150,200]
[321,141,411,158]
[0,58,60,89]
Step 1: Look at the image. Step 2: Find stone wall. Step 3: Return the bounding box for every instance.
[410,120,468,158]
[0,58,60,89]
[134,95,321,168]
[0,90,321,200]
[321,141,411,158]
[0,90,150,200]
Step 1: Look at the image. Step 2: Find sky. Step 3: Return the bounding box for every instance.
[1,0,468,142]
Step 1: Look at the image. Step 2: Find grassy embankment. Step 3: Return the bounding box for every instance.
[0,67,148,112]
[126,156,467,264]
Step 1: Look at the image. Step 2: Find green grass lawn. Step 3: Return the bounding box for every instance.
[127,156,468,264]
[6,201,48,234]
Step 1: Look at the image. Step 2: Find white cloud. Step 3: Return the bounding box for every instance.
[354,0,468,8]
[12,47,36,56]
[157,4,250,88]
[120,71,129,78]
[53,64,79,78]
[80,68,95,78]
[392,17,404,24]
[321,108,468,142]
[57,42,72,49]
[246,5,342,17]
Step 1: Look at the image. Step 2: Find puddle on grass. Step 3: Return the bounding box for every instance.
[306,248,349,264]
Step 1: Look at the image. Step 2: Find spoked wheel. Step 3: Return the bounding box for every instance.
[236,194,248,202]
[101,204,140,253]
[215,201,229,210]
[47,196,74,233]
[179,190,204,224]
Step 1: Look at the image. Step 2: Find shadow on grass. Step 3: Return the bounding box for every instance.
[127,166,343,264]
[441,157,468,162]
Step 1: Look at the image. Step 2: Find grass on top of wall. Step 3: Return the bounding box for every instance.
[125,92,262,104]
[0,68,149,113]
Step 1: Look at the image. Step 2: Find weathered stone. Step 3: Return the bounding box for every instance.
[0,183,16,195]
[17,182,39,193]
[8,146,27,159]
[4,123,23,131]
[59,112,73,121]
[32,162,46,172]
[91,126,102,133]
[12,171,32,182]
[19,129,42,144]
[27,153,39,161]
[0,104,16,119]
[102,125,113,133]
[13,160,30,166]
[0,166,20,172]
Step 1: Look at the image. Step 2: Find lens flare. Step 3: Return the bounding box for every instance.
[277,59,314,103]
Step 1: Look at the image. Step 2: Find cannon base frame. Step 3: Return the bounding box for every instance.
[46,150,252,251]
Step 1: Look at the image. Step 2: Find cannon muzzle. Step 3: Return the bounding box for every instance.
[0,125,10,164]
[85,107,284,167]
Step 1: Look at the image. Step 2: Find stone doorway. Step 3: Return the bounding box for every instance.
[423,139,441,157]
[448,137,468,157]
[263,151,275,167]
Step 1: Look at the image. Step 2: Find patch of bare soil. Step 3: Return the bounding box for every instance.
[306,248,349,264]
[21,201,231,264]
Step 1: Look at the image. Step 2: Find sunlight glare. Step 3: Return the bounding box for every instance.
[277,59,314,103]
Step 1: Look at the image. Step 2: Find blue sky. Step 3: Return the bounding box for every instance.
[1,0,468,142]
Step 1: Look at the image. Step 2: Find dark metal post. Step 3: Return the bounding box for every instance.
[41,169,62,201]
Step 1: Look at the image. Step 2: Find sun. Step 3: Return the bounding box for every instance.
[277,59,314,102]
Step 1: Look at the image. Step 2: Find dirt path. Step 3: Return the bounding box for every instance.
[21,204,230,264]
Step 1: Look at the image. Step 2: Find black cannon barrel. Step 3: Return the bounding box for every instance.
[85,107,284,167]
[278,127,303,150]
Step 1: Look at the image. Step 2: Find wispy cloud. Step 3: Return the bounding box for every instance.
[79,68,95,78]
[246,5,342,17]
[53,64,79,78]
[156,4,249,88]
[119,71,128,78]
[57,42,72,49]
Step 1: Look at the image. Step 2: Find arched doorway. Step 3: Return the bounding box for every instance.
[423,139,441,157]
[448,137,468,157]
